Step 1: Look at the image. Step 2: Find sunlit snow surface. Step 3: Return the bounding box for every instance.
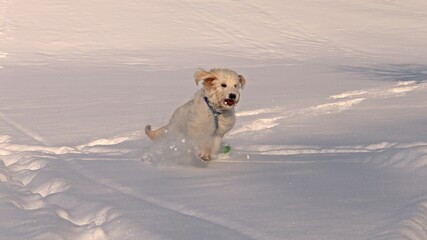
[1,0,427,239]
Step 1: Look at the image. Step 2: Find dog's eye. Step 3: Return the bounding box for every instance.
[234,84,238,88]
[221,84,227,88]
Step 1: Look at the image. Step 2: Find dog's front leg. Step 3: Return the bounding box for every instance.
[196,139,212,161]
[198,147,211,161]
[188,131,212,161]
[212,135,222,156]
[198,136,222,161]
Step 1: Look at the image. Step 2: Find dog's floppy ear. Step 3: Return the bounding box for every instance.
[195,69,216,86]
[238,75,246,89]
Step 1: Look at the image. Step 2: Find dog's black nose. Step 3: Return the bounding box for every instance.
[229,93,237,99]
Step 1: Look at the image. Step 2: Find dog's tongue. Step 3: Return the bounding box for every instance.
[225,99,235,106]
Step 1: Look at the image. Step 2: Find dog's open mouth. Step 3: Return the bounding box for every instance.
[224,99,236,106]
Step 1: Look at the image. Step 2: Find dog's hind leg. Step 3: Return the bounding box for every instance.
[145,125,168,141]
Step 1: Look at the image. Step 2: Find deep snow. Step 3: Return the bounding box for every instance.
[1,0,427,239]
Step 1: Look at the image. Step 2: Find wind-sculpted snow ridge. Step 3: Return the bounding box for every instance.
[0,134,143,240]
[232,142,396,157]
[366,142,427,172]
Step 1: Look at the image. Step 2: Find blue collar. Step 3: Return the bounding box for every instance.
[203,96,222,134]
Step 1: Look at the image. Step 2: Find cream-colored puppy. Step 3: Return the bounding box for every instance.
[145,68,246,161]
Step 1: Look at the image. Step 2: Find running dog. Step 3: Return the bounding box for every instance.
[145,68,246,161]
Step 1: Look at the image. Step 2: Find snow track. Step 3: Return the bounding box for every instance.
[72,165,281,240]
[0,112,50,146]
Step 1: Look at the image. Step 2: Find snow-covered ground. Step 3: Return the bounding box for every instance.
[1,0,427,239]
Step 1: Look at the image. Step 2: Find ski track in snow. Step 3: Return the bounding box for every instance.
[0,111,51,146]
[71,164,281,240]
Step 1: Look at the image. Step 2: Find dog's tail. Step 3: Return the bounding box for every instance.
[145,125,168,141]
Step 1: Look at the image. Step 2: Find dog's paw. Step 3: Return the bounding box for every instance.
[199,153,211,161]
